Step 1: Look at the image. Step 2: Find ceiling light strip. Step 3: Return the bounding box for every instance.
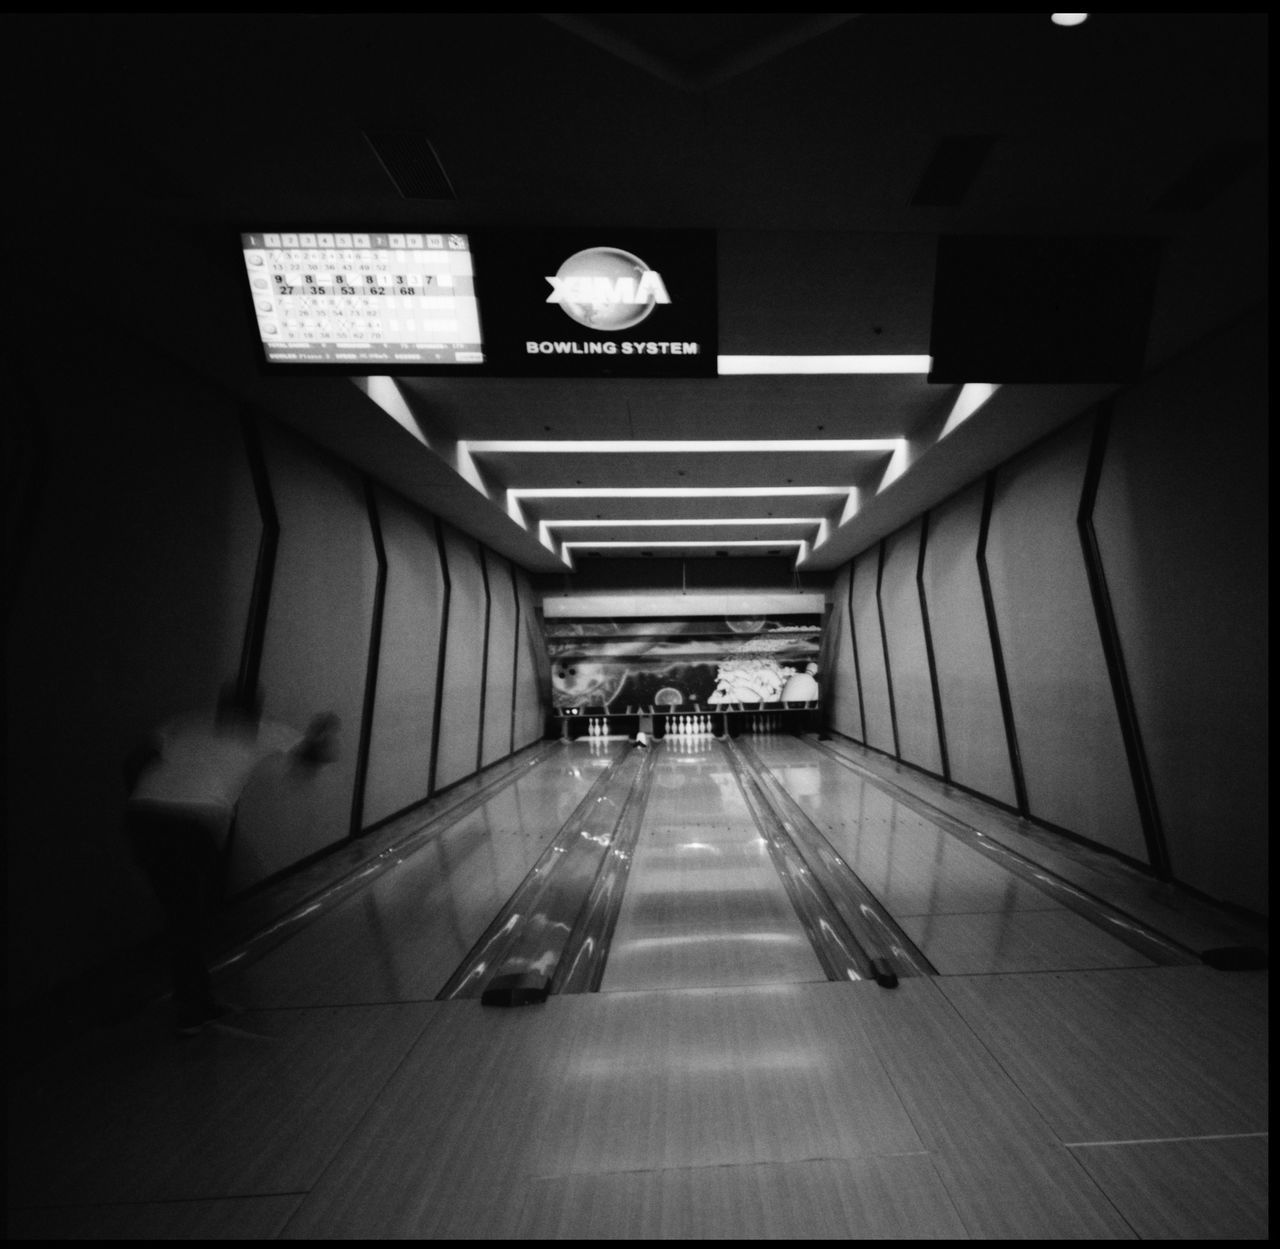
[717,355,933,375]
[564,540,806,550]
[465,439,901,453]
[546,517,825,528]
[510,486,851,499]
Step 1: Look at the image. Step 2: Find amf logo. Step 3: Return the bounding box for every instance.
[545,247,671,331]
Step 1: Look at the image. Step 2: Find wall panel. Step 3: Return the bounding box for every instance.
[850,547,894,755]
[985,421,1147,861]
[1095,317,1268,912]
[362,485,446,828]
[924,481,1018,807]
[233,422,377,890]
[513,571,549,749]
[434,524,487,790]
[880,520,943,774]
[481,550,518,768]
[827,565,863,741]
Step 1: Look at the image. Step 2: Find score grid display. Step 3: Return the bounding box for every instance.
[241,231,484,366]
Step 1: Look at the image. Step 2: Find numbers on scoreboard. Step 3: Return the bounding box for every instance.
[243,231,480,362]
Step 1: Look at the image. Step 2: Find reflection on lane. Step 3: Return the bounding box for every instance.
[748,735,1177,974]
[599,741,826,993]
[219,743,620,1008]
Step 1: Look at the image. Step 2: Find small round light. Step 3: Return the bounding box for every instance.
[1051,13,1089,26]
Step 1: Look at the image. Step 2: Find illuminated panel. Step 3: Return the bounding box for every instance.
[545,517,825,527]
[241,231,483,367]
[717,355,933,374]
[511,486,849,499]
[466,439,901,453]
[565,540,809,558]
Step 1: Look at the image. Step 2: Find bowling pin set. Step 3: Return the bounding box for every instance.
[579,712,787,739]
[661,714,714,738]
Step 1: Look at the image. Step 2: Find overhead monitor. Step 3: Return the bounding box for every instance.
[239,230,484,370]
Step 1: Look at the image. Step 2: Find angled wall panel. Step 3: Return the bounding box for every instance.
[434,525,487,790]
[234,421,377,890]
[880,520,943,774]
[827,564,863,741]
[513,570,549,749]
[923,480,1018,807]
[985,421,1147,861]
[1095,316,1268,913]
[850,547,894,755]
[362,484,446,829]
[481,550,518,768]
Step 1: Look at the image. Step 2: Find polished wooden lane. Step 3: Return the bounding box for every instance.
[7,736,1265,1239]
[1069,1135,1269,1240]
[746,733,1155,974]
[937,966,1269,1141]
[598,739,826,993]
[219,741,621,1007]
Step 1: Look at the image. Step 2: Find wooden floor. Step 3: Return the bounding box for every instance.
[6,735,1268,1239]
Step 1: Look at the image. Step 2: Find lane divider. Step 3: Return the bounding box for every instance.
[437,742,654,1001]
[552,742,657,994]
[801,734,1199,967]
[722,737,933,984]
[210,741,568,977]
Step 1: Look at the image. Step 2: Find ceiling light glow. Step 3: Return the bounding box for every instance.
[509,486,851,499]
[465,439,901,453]
[563,540,806,550]
[545,517,825,528]
[717,355,932,375]
[1051,13,1089,26]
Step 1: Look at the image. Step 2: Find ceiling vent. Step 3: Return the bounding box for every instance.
[1152,141,1263,212]
[910,135,996,208]
[362,130,456,200]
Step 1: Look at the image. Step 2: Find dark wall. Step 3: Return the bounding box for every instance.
[6,349,549,1007]
[825,310,1269,916]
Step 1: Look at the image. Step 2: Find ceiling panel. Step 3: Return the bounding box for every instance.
[3,12,1266,577]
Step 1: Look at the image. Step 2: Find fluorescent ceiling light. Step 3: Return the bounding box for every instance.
[564,540,806,548]
[1051,13,1089,26]
[546,517,824,528]
[466,439,900,453]
[510,486,850,499]
[717,355,932,375]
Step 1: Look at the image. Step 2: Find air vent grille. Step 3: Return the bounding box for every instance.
[362,130,456,200]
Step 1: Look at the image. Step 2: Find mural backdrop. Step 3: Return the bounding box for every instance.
[547,615,823,711]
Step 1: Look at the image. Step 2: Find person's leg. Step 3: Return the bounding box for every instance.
[126,808,221,1030]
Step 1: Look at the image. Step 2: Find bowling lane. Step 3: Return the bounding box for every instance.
[218,740,623,1007]
[599,737,826,992]
[743,733,1156,975]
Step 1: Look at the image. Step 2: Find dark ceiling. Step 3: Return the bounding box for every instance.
[2,12,1268,573]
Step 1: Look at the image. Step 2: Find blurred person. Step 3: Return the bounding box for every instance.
[123,682,340,1036]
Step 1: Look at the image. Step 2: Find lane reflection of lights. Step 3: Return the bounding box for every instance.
[619,932,808,951]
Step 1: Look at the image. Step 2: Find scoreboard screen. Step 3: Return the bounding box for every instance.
[240,230,484,369]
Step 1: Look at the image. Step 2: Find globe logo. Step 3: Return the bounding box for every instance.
[545,247,671,331]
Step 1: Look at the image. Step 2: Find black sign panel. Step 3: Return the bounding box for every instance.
[475,228,717,377]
